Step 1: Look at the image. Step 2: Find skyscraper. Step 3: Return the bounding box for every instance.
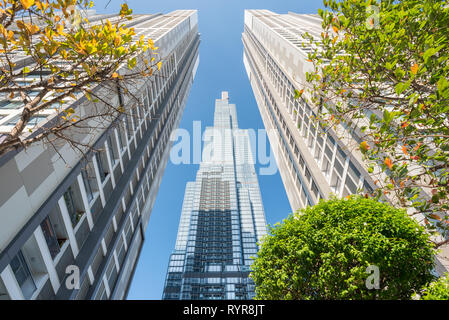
[242,10,375,212]
[0,10,200,300]
[163,92,267,300]
[242,10,449,274]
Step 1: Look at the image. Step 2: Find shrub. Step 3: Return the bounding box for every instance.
[418,274,449,300]
[251,196,435,299]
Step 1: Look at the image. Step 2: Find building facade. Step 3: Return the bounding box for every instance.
[242,10,375,212]
[242,9,449,274]
[0,10,200,300]
[163,92,267,300]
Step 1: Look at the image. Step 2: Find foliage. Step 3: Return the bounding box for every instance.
[417,273,449,300]
[300,0,449,241]
[251,196,435,299]
[0,0,160,155]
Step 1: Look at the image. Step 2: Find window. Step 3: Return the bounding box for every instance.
[40,216,61,259]
[63,186,83,227]
[95,151,109,182]
[125,115,134,139]
[107,135,118,165]
[10,251,36,299]
[81,164,95,203]
[4,115,47,127]
[116,125,125,151]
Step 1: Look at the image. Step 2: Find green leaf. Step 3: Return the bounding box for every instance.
[294,89,304,99]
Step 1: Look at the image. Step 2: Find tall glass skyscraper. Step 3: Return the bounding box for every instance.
[0,10,200,300]
[163,92,267,300]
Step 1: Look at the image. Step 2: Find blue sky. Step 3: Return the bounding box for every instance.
[92,0,325,300]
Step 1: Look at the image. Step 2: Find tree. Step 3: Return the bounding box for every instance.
[416,273,449,300]
[0,0,161,156]
[299,0,449,243]
[251,196,435,300]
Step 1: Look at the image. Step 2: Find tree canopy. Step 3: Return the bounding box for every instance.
[300,0,449,242]
[0,0,160,156]
[251,196,435,299]
[417,273,449,300]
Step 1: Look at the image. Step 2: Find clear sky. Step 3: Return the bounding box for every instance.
[92,0,325,300]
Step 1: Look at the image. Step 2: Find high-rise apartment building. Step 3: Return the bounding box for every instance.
[0,10,200,300]
[163,92,267,300]
[242,10,449,274]
[242,10,375,212]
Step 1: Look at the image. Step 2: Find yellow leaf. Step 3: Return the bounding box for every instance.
[20,0,35,10]
[401,145,408,155]
[66,107,75,115]
[112,72,119,78]
[148,38,154,49]
[29,24,39,35]
[16,20,25,30]
[360,141,370,152]
[384,157,393,170]
[157,61,162,70]
[429,213,441,221]
[410,63,418,75]
[56,24,64,34]
[332,25,339,33]
[114,36,121,46]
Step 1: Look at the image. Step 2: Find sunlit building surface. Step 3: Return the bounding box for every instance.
[163,92,267,300]
[0,10,200,300]
[242,9,448,275]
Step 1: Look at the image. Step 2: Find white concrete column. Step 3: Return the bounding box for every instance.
[129,181,134,196]
[33,227,60,293]
[114,128,125,174]
[329,141,338,184]
[92,156,106,207]
[136,192,142,218]
[339,157,350,198]
[319,134,327,169]
[58,198,80,257]
[76,174,94,230]
[104,141,116,188]
[112,216,118,232]
[122,232,128,251]
[87,266,95,285]
[101,239,107,256]
[0,266,24,300]
[113,251,120,271]
[103,275,111,298]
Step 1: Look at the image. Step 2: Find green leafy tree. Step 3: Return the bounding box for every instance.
[299,0,449,244]
[0,0,161,156]
[251,196,435,299]
[417,273,449,300]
